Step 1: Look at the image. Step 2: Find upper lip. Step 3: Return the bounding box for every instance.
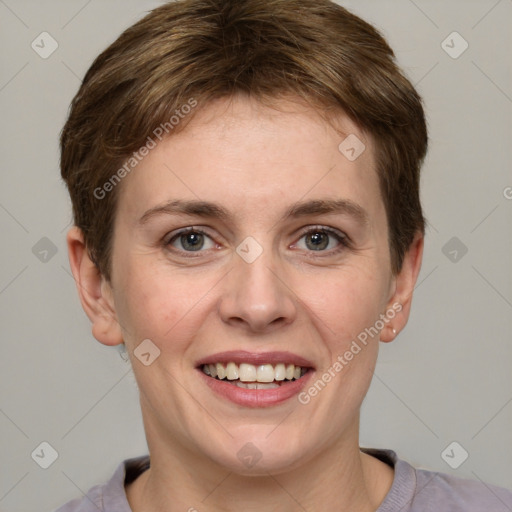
[196,350,315,369]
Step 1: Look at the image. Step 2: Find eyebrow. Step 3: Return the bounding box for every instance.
[138,198,369,226]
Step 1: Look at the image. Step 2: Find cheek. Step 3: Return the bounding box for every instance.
[298,266,389,349]
[114,263,217,353]
[297,272,384,424]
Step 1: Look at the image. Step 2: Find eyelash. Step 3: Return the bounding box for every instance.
[164,225,351,259]
[292,225,351,257]
[164,227,215,258]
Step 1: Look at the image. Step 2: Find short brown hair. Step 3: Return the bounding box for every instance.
[60,0,428,280]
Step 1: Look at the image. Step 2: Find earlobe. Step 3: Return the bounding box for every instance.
[66,226,124,346]
[381,232,424,343]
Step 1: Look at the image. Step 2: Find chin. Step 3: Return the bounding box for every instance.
[204,430,315,476]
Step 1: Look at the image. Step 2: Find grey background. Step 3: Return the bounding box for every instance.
[0,0,511,510]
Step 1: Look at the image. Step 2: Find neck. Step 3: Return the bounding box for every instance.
[126,420,394,512]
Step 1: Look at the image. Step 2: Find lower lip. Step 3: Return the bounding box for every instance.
[198,369,313,408]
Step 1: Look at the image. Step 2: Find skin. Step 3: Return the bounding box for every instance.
[67,95,423,511]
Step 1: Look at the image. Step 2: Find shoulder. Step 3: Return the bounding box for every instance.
[53,483,104,512]
[53,455,150,512]
[413,467,512,510]
[362,448,512,512]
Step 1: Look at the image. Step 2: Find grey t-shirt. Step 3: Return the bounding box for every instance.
[54,448,512,511]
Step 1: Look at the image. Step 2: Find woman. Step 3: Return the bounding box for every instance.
[56,0,512,510]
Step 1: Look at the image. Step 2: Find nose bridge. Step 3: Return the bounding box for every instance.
[219,243,296,331]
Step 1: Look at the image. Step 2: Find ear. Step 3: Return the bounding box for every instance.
[380,232,424,343]
[66,226,124,346]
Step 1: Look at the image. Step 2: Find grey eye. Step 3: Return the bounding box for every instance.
[296,229,343,252]
[168,229,216,252]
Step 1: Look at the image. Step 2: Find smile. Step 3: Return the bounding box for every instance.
[202,362,308,389]
[197,351,314,407]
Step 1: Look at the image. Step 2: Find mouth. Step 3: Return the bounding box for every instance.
[196,351,315,407]
[201,362,309,389]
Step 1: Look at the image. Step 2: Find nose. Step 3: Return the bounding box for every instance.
[218,250,297,333]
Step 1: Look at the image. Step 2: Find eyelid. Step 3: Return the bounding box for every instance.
[164,226,219,257]
[286,226,350,262]
[294,224,349,242]
[164,224,351,256]
[164,226,213,244]
[292,224,351,251]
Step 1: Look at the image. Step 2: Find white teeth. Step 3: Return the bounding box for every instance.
[235,381,280,389]
[256,364,274,383]
[226,362,239,380]
[274,363,286,381]
[258,382,280,389]
[239,363,257,382]
[216,363,226,380]
[202,362,308,383]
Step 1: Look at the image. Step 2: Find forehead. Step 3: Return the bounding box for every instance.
[115,95,383,227]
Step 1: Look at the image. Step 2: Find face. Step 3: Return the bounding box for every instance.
[89,96,414,474]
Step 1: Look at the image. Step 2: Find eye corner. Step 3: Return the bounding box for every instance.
[164,226,217,255]
[292,225,351,255]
